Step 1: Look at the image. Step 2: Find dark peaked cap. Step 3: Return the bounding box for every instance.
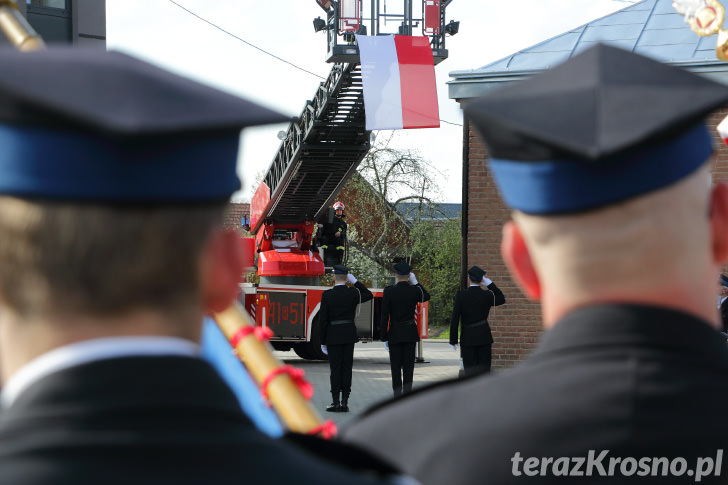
[465,43,728,161]
[0,48,285,135]
[465,44,728,214]
[394,261,412,275]
[0,47,287,202]
[467,266,485,281]
[333,264,350,274]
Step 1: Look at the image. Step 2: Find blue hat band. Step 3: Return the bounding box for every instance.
[489,123,713,214]
[0,124,241,201]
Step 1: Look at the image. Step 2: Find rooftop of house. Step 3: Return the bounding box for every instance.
[396,202,462,221]
[449,0,728,99]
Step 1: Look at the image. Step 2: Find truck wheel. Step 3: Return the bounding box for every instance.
[293,343,313,359]
[271,342,293,352]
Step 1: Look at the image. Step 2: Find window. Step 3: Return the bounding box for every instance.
[27,0,67,9]
[26,0,71,43]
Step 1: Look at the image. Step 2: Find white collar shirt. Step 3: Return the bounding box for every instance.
[1,336,199,409]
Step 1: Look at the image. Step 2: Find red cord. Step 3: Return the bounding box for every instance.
[230,326,273,347]
[260,365,313,403]
[308,419,338,439]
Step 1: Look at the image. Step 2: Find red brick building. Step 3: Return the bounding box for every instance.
[448,0,728,368]
[223,203,250,234]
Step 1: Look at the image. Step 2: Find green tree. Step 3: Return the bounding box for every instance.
[344,234,395,288]
[410,215,462,327]
[336,134,462,323]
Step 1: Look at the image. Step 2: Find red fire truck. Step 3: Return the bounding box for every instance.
[240,280,428,360]
[237,0,455,359]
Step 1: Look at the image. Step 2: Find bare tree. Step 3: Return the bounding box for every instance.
[338,133,443,270]
[360,132,441,212]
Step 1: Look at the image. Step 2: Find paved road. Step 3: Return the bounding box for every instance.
[275,339,462,429]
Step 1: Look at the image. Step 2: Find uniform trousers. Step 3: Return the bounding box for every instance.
[324,249,343,266]
[328,343,355,393]
[461,344,491,376]
[389,342,416,395]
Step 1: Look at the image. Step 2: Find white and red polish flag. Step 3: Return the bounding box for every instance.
[718,114,728,144]
[356,34,439,130]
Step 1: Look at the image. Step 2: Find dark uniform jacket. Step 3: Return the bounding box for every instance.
[380,281,430,344]
[721,297,728,333]
[0,355,402,484]
[321,216,347,250]
[341,304,728,484]
[320,281,373,346]
[449,283,505,347]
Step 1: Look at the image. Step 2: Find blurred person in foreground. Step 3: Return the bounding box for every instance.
[338,44,728,484]
[0,47,411,485]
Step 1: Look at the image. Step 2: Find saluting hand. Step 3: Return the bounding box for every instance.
[347,273,358,284]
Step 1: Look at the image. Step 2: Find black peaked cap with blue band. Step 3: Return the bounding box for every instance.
[0,47,287,202]
[464,43,728,215]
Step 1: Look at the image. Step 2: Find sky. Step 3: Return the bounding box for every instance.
[106,0,642,203]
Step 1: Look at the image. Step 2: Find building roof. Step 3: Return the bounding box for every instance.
[449,0,728,100]
[396,202,462,221]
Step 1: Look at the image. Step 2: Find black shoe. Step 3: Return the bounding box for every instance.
[326,391,341,412]
[340,400,349,412]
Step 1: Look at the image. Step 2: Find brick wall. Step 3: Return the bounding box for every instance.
[709,109,728,281]
[224,203,250,233]
[710,109,728,182]
[467,109,728,370]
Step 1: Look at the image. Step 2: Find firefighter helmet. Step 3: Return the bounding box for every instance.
[333,201,345,211]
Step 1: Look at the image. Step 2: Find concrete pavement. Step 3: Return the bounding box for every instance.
[275,339,462,429]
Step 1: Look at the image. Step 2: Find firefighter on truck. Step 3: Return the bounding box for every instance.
[318,201,347,267]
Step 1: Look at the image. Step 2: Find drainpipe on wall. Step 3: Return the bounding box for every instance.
[461,115,469,291]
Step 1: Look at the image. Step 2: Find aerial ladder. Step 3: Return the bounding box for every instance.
[244,0,456,360]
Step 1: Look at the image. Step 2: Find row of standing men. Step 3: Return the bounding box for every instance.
[318,261,506,413]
